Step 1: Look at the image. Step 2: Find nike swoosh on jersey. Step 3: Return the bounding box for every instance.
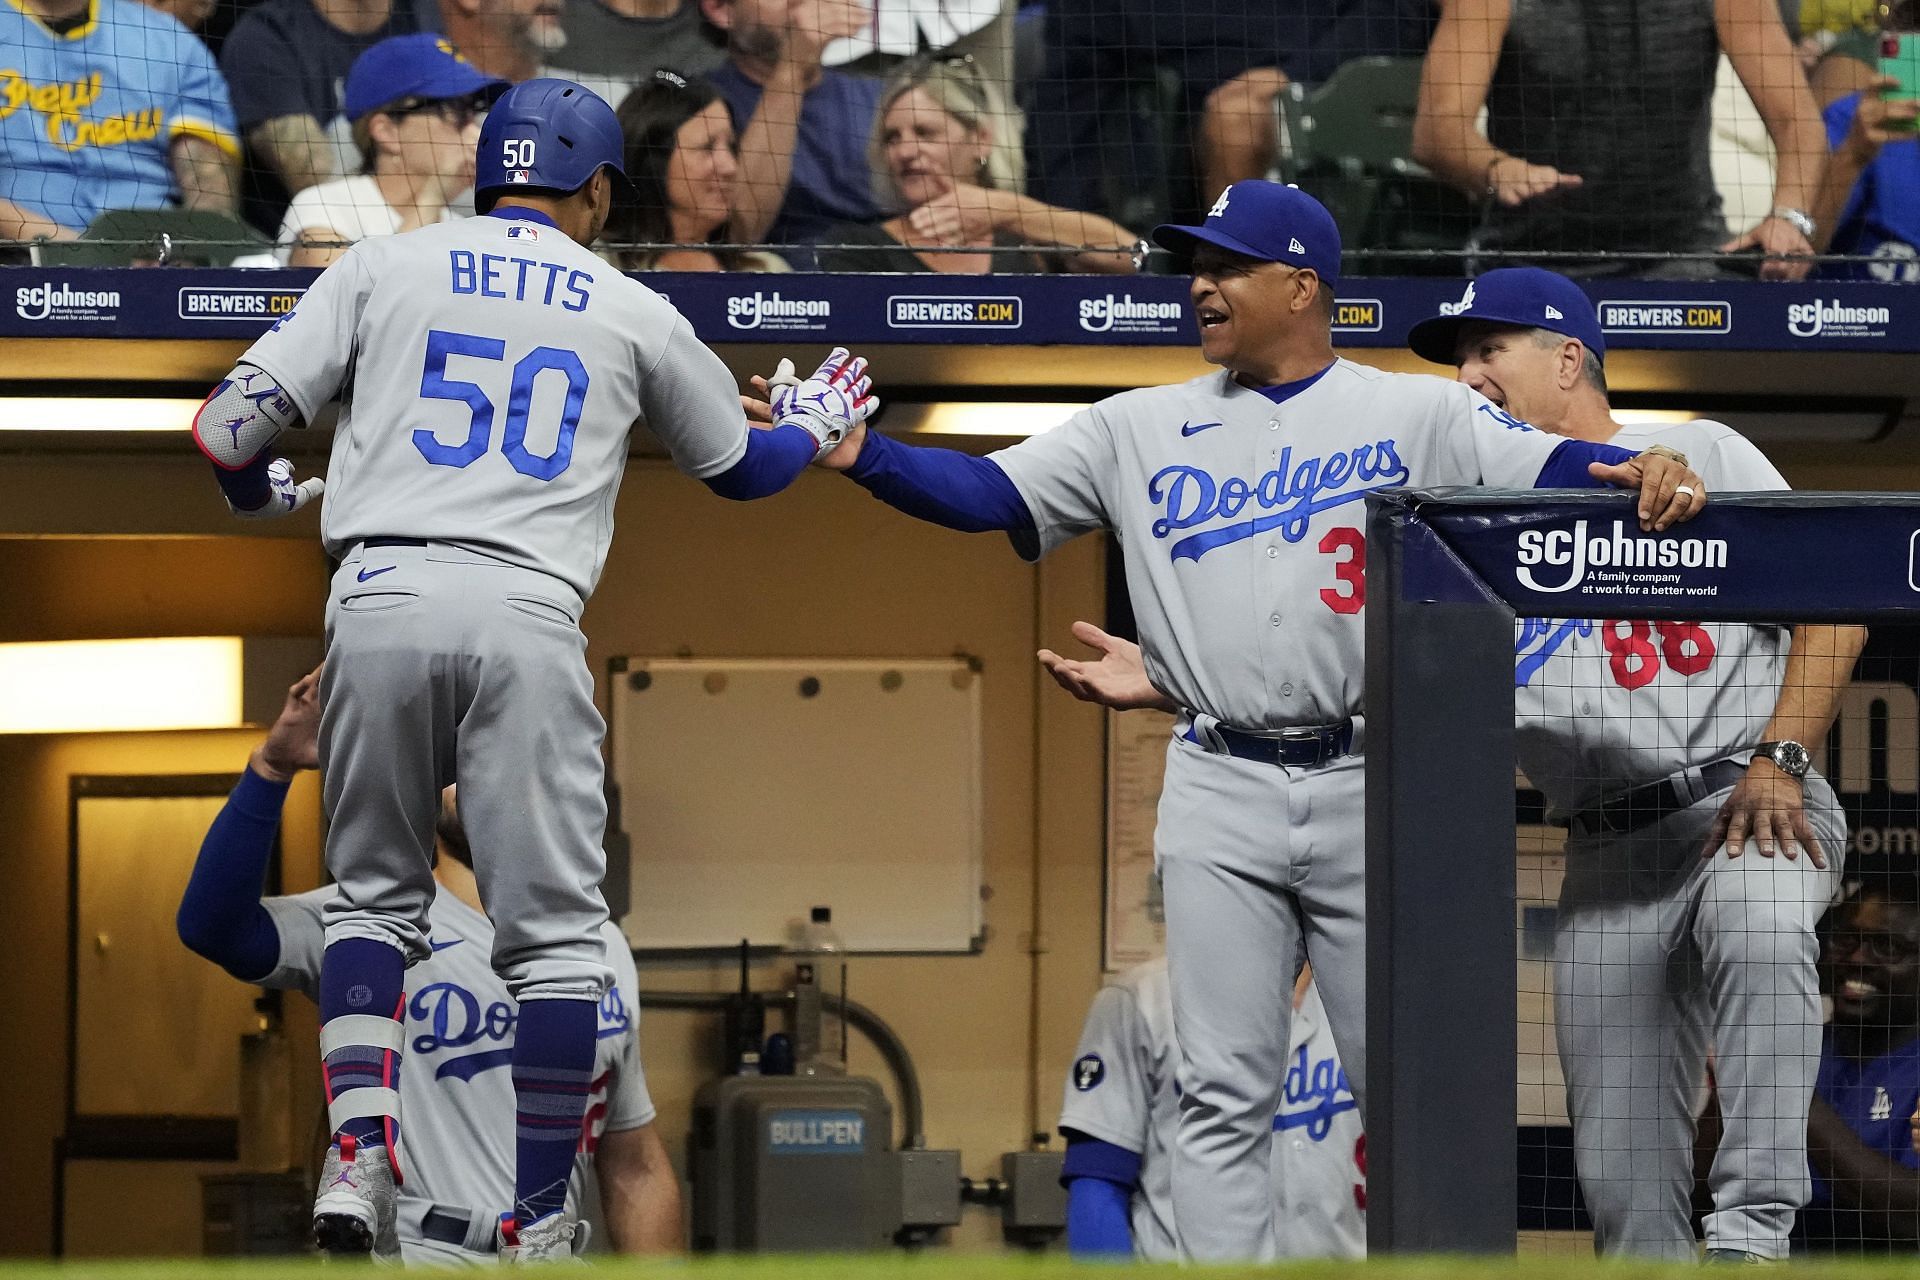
[356,565,397,582]
[1179,420,1224,436]
[429,938,464,952]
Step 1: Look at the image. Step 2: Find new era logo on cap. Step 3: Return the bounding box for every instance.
[1289,237,1305,254]
[1545,304,1563,319]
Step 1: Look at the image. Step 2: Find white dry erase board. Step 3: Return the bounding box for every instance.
[607,657,985,952]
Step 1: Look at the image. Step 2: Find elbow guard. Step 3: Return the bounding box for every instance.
[193,364,301,470]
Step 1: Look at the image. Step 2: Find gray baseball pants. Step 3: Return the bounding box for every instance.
[1554,771,1845,1259]
[320,540,614,1001]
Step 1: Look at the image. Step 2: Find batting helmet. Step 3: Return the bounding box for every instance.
[475,77,628,214]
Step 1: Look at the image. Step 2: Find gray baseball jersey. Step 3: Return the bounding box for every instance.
[993,360,1593,730]
[996,359,1611,1260]
[1513,418,1846,1259]
[1058,960,1364,1262]
[1514,419,1791,814]
[240,214,749,599]
[262,886,653,1261]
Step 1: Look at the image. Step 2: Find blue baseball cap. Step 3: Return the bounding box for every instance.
[1151,181,1342,286]
[344,34,508,124]
[1407,267,1606,366]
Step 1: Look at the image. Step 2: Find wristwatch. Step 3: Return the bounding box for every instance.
[1752,740,1812,779]
[1770,206,1816,240]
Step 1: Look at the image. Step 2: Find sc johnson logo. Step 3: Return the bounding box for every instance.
[1079,292,1183,334]
[178,287,304,321]
[1331,299,1383,333]
[1788,298,1892,339]
[1597,300,1732,334]
[15,281,120,321]
[726,290,830,331]
[1516,520,1728,594]
[887,295,1021,329]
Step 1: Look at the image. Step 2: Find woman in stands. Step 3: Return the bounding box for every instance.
[277,35,504,268]
[817,57,1138,274]
[607,70,787,273]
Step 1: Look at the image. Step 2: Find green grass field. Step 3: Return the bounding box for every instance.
[6,1256,1920,1279]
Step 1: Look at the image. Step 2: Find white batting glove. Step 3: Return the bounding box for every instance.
[769,348,879,459]
[232,456,324,519]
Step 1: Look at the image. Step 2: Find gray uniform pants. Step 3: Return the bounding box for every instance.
[320,541,614,1001]
[1554,771,1845,1259]
[1157,728,1367,1263]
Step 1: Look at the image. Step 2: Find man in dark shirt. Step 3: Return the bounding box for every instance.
[1797,872,1920,1251]
[219,0,417,229]
[699,0,881,246]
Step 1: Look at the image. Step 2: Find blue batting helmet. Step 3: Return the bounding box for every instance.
[475,78,628,214]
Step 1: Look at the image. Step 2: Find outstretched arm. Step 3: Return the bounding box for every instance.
[176,668,321,981]
[1039,621,1177,713]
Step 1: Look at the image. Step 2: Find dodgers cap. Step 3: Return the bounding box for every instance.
[1151,181,1342,287]
[1407,267,1607,366]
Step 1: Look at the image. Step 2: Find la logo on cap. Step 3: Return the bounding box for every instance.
[1208,188,1231,218]
[1545,304,1563,320]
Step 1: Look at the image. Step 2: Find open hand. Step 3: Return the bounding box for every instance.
[1702,760,1826,868]
[1038,621,1177,712]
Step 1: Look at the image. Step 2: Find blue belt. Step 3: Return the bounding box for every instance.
[1184,718,1355,768]
[420,1205,498,1253]
[364,537,428,548]
[1567,758,1747,837]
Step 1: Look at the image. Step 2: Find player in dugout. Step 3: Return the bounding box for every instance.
[772,179,1706,1262]
[176,668,683,1262]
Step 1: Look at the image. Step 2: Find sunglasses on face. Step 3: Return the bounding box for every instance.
[388,93,490,128]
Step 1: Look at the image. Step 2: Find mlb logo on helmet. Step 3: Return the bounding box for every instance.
[509,170,531,184]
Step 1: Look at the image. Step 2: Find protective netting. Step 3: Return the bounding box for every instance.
[1516,618,1920,1256]
[1,0,1916,277]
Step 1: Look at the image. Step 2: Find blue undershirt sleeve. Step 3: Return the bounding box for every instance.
[1534,439,1637,488]
[843,430,1035,533]
[176,767,290,983]
[212,451,275,513]
[1061,1133,1140,1257]
[702,423,820,501]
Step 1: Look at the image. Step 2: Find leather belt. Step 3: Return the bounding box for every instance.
[1567,758,1748,837]
[419,1205,499,1253]
[1184,718,1355,768]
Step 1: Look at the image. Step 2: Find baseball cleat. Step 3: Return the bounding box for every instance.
[312,1133,400,1260]
[497,1210,591,1263]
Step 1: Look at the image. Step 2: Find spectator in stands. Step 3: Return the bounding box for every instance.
[221,0,417,228]
[0,0,239,241]
[1025,0,1435,227]
[700,0,883,245]
[817,56,1136,273]
[1412,0,1829,279]
[1811,67,1920,281]
[277,35,503,265]
[546,0,723,109]
[607,70,785,270]
[1795,873,1920,1251]
[425,0,565,84]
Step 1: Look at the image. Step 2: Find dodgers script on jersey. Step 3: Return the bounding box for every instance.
[237,214,750,598]
[1513,420,1790,814]
[262,888,652,1260]
[1059,960,1364,1261]
[992,360,1583,730]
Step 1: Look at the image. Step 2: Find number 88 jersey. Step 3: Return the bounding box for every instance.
[1513,419,1791,815]
[241,212,751,600]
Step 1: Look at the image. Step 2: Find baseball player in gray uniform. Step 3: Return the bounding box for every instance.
[1407,267,1866,1260]
[1059,959,1364,1261]
[176,670,681,1263]
[189,77,875,1259]
[805,180,1705,1260]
